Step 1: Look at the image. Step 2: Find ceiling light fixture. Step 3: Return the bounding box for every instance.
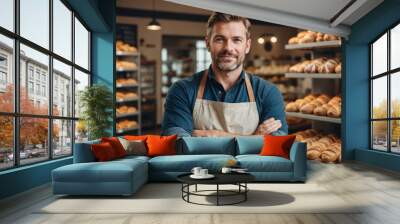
[147,0,161,31]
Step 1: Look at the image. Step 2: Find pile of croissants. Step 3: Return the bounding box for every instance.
[116,92,138,101]
[294,129,341,163]
[288,30,340,45]
[289,57,341,74]
[116,60,137,70]
[117,120,138,131]
[116,40,137,53]
[286,94,341,118]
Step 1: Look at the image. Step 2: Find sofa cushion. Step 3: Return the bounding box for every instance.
[53,158,147,183]
[236,155,293,172]
[260,135,296,159]
[147,135,177,157]
[236,136,263,155]
[148,154,235,172]
[178,137,236,155]
[91,142,118,161]
[101,137,127,158]
[73,139,100,163]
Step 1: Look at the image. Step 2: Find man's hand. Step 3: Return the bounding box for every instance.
[192,129,233,137]
[254,118,282,135]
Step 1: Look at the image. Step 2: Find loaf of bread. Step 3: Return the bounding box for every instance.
[285,102,299,112]
[288,37,299,44]
[318,59,338,73]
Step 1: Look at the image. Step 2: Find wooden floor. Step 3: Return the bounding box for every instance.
[1,161,400,224]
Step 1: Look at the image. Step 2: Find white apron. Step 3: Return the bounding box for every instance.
[192,70,259,135]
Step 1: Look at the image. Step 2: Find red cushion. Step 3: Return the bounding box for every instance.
[124,135,148,141]
[91,142,117,161]
[146,135,177,157]
[260,135,296,159]
[101,137,126,158]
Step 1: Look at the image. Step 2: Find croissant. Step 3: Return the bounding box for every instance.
[299,32,316,43]
[335,63,342,73]
[327,104,341,117]
[323,34,339,41]
[297,31,308,39]
[285,102,299,112]
[313,104,330,116]
[288,37,299,44]
[316,32,324,42]
[320,150,339,162]
[300,102,319,114]
[304,61,323,73]
[307,150,321,160]
[318,59,338,73]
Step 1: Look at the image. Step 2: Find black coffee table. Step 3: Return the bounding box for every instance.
[177,172,255,206]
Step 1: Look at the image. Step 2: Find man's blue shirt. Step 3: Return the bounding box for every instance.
[161,67,288,137]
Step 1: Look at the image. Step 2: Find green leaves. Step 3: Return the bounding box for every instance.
[79,84,113,140]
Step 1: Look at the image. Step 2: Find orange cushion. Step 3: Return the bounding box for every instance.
[101,137,126,158]
[124,135,148,141]
[146,135,177,157]
[91,142,117,161]
[260,135,296,159]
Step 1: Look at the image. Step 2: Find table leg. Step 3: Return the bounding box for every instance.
[217,184,219,206]
[195,184,197,192]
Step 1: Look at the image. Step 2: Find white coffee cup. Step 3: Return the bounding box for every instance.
[199,169,208,176]
[221,167,232,174]
[191,167,202,176]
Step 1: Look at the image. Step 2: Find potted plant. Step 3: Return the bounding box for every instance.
[79,84,113,140]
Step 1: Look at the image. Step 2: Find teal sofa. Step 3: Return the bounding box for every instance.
[52,136,307,196]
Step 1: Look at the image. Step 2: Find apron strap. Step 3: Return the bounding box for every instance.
[244,73,256,102]
[196,69,256,102]
[196,70,208,99]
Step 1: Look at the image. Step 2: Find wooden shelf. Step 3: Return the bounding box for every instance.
[116,83,138,88]
[284,40,341,50]
[286,112,341,124]
[116,68,138,72]
[254,73,285,77]
[116,51,139,56]
[285,73,341,79]
[116,112,139,118]
[116,97,139,103]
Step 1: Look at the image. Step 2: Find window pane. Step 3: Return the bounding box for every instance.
[391,24,400,70]
[20,117,49,165]
[391,120,400,153]
[53,0,72,60]
[53,59,72,117]
[74,69,89,117]
[20,0,49,49]
[372,76,387,119]
[20,44,49,115]
[74,17,89,70]
[372,33,387,76]
[0,35,14,112]
[53,119,72,158]
[0,0,14,31]
[0,116,14,170]
[75,120,88,143]
[391,72,400,118]
[372,121,388,151]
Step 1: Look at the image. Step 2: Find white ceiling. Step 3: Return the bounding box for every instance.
[164,0,384,38]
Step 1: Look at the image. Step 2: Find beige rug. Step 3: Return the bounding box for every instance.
[38,183,362,214]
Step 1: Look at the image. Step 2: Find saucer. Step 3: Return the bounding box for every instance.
[190,174,215,179]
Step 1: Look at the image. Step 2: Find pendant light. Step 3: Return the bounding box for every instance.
[147,0,161,31]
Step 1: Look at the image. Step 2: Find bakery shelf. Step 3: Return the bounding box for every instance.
[116,68,138,72]
[116,51,139,56]
[285,40,341,50]
[254,73,285,77]
[116,126,139,134]
[286,112,341,124]
[116,112,139,118]
[285,73,341,79]
[116,97,139,103]
[116,83,138,88]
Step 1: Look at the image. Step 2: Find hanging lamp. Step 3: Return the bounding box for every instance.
[147,0,161,31]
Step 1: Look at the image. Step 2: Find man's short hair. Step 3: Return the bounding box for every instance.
[206,12,251,39]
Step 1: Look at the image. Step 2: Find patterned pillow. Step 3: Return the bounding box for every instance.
[118,137,147,156]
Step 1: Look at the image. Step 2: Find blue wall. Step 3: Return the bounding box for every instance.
[0,0,116,200]
[344,0,400,171]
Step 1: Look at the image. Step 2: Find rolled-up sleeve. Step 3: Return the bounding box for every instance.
[259,85,288,135]
[161,81,193,137]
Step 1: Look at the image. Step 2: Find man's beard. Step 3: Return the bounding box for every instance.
[214,50,243,72]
